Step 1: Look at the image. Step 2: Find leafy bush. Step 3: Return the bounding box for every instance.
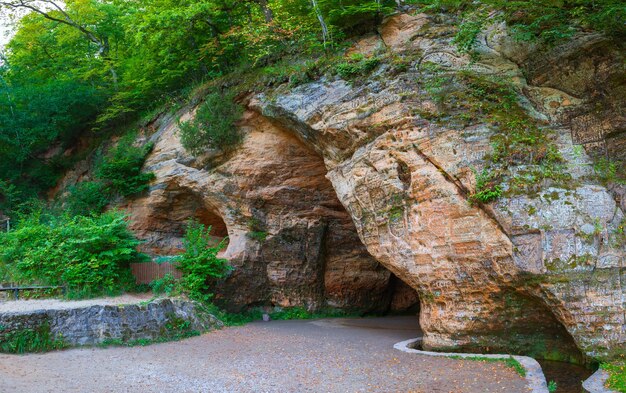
[95,134,155,198]
[335,54,381,80]
[64,181,109,216]
[149,273,180,296]
[0,323,66,354]
[470,169,502,204]
[0,211,145,298]
[174,220,232,303]
[179,92,243,154]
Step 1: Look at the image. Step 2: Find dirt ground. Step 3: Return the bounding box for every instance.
[0,316,528,393]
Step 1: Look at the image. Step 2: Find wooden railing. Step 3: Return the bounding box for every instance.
[0,285,66,300]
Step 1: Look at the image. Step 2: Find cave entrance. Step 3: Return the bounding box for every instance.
[130,189,230,283]
[386,274,421,316]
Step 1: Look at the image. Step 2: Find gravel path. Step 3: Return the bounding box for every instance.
[0,293,153,313]
[0,316,528,393]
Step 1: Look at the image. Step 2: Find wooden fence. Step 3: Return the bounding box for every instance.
[130,262,182,284]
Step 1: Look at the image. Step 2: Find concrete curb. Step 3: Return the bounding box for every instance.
[393,337,548,393]
[583,369,618,393]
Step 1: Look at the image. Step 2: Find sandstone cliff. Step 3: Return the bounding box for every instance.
[124,12,624,363]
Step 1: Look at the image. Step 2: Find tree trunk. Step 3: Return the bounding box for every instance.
[310,0,329,47]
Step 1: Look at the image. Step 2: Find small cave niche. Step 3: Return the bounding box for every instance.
[193,207,229,252]
[131,189,231,284]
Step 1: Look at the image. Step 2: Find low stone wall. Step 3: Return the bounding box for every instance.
[0,298,221,347]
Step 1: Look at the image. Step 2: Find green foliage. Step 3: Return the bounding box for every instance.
[447,355,526,377]
[149,273,180,296]
[175,220,232,303]
[453,15,485,56]
[147,221,231,302]
[0,323,67,354]
[324,0,394,32]
[412,0,626,49]
[179,92,243,154]
[0,210,145,298]
[602,362,626,392]
[614,219,626,248]
[211,305,356,326]
[64,181,109,216]
[335,53,380,80]
[593,158,626,186]
[246,216,268,243]
[470,168,502,204]
[547,380,558,393]
[95,134,155,197]
[418,67,569,199]
[0,0,358,205]
[0,78,106,200]
[58,133,154,216]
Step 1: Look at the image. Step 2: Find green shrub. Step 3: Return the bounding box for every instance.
[179,92,243,154]
[335,54,380,79]
[0,211,145,298]
[470,168,502,204]
[547,380,558,393]
[64,181,109,216]
[0,323,67,354]
[149,273,180,296]
[176,220,232,303]
[96,134,155,198]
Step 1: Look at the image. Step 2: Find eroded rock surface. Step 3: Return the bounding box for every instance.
[129,109,410,313]
[256,13,625,361]
[120,11,625,362]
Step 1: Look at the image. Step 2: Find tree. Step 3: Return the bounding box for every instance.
[0,0,119,85]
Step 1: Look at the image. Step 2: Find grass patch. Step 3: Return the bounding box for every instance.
[602,362,626,392]
[447,355,527,377]
[210,306,359,327]
[0,323,67,354]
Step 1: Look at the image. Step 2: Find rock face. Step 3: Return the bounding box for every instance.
[123,12,624,362]
[0,298,219,347]
[128,109,415,313]
[255,14,625,362]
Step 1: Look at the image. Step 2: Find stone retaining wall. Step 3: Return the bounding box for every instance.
[0,298,221,346]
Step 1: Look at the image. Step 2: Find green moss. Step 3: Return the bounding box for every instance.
[613,219,626,248]
[99,314,200,348]
[389,206,404,222]
[417,67,571,201]
[0,323,67,354]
